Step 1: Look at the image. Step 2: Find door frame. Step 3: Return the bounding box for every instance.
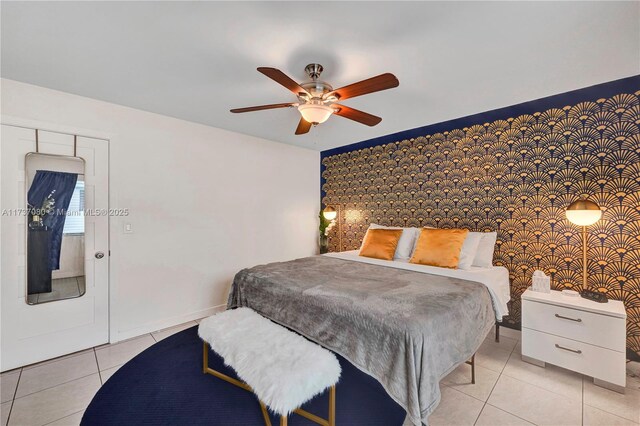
[1,114,118,344]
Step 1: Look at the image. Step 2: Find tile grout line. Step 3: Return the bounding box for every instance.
[497,371,586,408]
[10,368,22,400]
[499,364,583,391]
[3,401,13,426]
[5,368,22,426]
[484,402,537,425]
[93,348,103,386]
[473,401,488,424]
[474,339,535,425]
[474,364,509,423]
[41,409,84,426]
[581,375,584,425]
[473,335,522,425]
[501,357,635,424]
[582,402,640,425]
[22,349,93,371]
[447,334,520,405]
[463,333,521,424]
[12,372,99,401]
[502,357,540,426]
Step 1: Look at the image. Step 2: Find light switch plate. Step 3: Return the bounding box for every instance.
[124,223,133,234]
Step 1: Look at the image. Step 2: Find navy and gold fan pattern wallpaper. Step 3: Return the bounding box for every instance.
[321,85,640,358]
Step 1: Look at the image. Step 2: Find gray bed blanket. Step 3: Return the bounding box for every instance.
[227,255,495,425]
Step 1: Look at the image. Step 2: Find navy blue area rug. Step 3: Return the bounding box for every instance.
[82,326,406,425]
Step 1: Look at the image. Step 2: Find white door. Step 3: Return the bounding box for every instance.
[1,125,109,371]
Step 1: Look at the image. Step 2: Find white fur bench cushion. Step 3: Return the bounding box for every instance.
[198,307,341,415]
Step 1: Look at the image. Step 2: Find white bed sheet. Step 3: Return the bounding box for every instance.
[324,250,510,320]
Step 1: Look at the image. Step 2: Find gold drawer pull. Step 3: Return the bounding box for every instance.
[555,344,582,354]
[555,313,582,322]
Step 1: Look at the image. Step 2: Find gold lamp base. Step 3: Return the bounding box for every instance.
[565,198,601,293]
[581,226,588,292]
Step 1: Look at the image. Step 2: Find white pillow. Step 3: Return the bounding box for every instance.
[365,224,420,261]
[471,232,497,268]
[458,232,482,270]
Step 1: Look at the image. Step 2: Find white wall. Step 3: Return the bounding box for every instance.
[1,78,320,342]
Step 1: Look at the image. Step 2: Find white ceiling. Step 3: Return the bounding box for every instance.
[2,2,639,151]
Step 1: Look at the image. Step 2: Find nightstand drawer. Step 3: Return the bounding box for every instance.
[522,299,625,351]
[522,328,626,387]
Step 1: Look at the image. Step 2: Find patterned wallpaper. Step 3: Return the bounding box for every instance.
[321,82,640,358]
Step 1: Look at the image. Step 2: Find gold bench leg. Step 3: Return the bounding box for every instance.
[203,342,208,374]
[259,401,272,426]
[328,385,336,426]
[280,416,287,426]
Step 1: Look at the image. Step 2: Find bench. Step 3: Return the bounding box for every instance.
[198,308,341,426]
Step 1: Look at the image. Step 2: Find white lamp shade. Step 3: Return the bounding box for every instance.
[323,207,337,220]
[565,199,602,226]
[298,104,333,124]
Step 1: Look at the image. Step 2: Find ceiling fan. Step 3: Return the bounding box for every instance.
[230,64,399,135]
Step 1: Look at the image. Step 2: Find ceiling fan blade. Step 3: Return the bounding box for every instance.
[230,103,296,113]
[326,73,399,101]
[257,67,310,97]
[295,118,312,135]
[333,104,382,126]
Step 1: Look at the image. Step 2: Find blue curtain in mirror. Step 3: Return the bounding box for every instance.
[27,170,78,270]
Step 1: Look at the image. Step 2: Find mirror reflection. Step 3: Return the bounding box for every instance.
[26,153,86,304]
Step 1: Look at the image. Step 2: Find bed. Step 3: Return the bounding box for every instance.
[227,250,510,425]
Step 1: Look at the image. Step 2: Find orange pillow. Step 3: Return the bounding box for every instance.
[359,229,403,260]
[410,228,469,268]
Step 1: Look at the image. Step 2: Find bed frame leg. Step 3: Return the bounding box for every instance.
[470,354,475,384]
[495,322,500,343]
[465,354,476,384]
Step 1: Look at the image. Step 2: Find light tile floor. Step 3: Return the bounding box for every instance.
[27,277,86,305]
[1,323,638,426]
[424,327,640,426]
[0,320,197,426]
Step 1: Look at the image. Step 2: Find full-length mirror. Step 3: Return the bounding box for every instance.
[26,153,86,305]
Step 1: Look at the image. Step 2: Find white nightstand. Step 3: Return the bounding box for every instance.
[521,289,627,393]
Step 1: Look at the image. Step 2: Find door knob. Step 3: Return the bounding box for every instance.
[95,252,105,259]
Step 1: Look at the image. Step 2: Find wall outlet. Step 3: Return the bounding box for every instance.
[124,223,133,234]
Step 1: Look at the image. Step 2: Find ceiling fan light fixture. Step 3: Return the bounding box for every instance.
[297,103,334,124]
[231,64,398,134]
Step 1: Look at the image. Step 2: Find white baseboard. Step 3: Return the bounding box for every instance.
[111,304,226,343]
